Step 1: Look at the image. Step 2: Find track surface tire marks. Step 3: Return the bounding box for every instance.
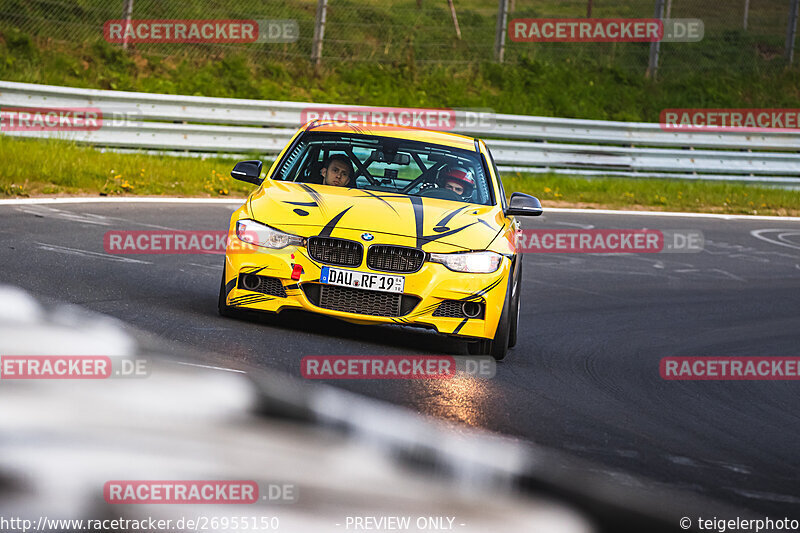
[1,201,799,515]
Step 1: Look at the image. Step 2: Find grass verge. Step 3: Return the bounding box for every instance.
[0,136,251,197]
[1,136,797,216]
[501,173,800,217]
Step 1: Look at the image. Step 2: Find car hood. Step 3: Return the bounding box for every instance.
[248,181,505,251]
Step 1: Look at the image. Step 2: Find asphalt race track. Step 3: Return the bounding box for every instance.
[2,199,799,517]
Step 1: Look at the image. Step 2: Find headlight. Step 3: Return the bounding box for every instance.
[428,251,503,273]
[236,219,303,249]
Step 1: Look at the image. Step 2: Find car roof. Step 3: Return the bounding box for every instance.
[302,121,478,152]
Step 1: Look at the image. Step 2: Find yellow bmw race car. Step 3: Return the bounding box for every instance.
[219,121,542,360]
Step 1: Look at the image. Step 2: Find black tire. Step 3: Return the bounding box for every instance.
[467,272,513,361]
[508,256,522,348]
[467,338,489,356]
[218,267,236,318]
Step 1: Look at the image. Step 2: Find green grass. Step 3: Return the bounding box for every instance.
[0,136,251,197]
[502,172,800,216]
[2,136,797,216]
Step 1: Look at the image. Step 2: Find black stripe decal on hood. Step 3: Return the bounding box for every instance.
[299,184,325,213]
[283,201,319,207]
[477,218,497,232]
[422,222,478,243]
[434,205,469,231]
[357,190,400,215]
[409,196,425,249]
[318,206,353,237]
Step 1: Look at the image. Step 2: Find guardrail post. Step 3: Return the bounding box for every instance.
[448,0,462,40]
[646,0,665,79]
[785,0,800,64]
[121,0,134,51]
[494,0,509,62]
[744,0,750,30]
[311,0,328,66]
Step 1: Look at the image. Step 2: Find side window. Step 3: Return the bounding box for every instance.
[469,157,491,205]
[484,145,507,210]
[274,136,309,182]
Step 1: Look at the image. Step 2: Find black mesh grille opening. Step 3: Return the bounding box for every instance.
[399,295,421,316]
[367,245,426,273]
[432,299,485,319]
[302,283,321,306]
[307,237,363,267]
[302,283,420,317]
[238,274,287,298]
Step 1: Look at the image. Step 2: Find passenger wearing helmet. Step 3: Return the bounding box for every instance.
[437,165,476,202]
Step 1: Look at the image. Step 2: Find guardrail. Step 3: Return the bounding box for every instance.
[2,80,800,184]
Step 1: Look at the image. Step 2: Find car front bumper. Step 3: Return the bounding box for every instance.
[222,227,510,341]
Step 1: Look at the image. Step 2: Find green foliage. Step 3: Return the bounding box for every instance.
[1,137,797,216]
[1,25,799,121]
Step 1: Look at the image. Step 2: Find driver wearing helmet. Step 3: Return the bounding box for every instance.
[437,165,476,202]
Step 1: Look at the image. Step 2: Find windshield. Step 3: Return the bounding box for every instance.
[272,131,495,206]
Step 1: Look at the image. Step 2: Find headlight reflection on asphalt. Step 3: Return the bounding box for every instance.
[415,370,492,427]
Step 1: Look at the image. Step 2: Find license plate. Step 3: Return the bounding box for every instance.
[320,266,404,294]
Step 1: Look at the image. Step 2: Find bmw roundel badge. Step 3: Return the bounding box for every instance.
[361,233,374,241]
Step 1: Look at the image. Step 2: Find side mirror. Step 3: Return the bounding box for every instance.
[231,160,264,185]
[505,192,543,217]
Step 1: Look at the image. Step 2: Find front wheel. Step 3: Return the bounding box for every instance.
[218,267,236,318]
[508,257,522,348]
[467,273,512,361]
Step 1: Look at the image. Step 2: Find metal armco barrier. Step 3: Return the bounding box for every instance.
[2,80,799,184]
